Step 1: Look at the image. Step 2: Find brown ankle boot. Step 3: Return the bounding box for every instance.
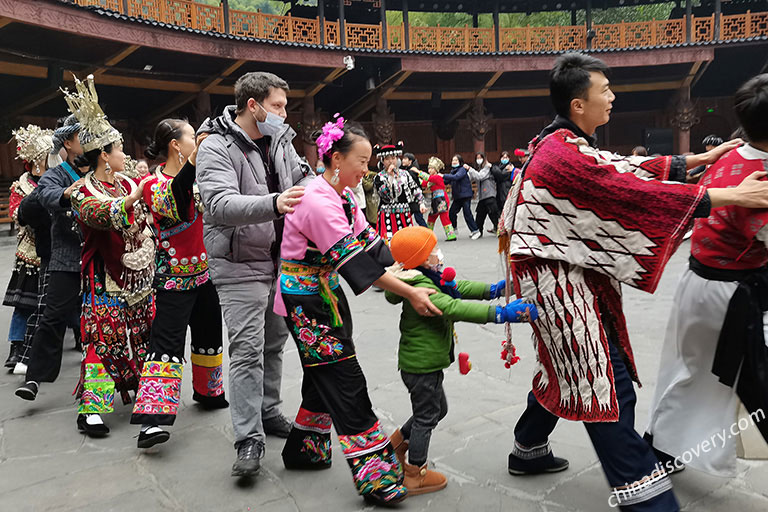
[403,461,447,495]
[389,429,408,467]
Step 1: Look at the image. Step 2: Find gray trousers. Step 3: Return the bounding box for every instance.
[217,279,288,445]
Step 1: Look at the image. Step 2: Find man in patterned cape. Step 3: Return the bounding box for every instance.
[499,53,768,511]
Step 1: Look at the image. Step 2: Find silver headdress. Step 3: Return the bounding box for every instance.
[62,74,122,153]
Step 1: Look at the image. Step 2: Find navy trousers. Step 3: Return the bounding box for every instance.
[514,342,679,511]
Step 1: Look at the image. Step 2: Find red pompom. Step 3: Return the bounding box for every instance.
[442,267,456,281]
[458,352,472,375]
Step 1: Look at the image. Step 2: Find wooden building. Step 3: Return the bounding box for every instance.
[0,0,767,177]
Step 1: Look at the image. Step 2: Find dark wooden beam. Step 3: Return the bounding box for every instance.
[344,69,411,119]
[147,59,247,124]
[318,0,325,45]
[403,0,409,50]
[685,0,692,43]
[222,0,230,34]
[306,67,347,97]
[492,0,500,52]
[339,0,346,47]
[0,16,12,30]
[380,0,387,49]
[714,0,722,40]
[1,44,139,119]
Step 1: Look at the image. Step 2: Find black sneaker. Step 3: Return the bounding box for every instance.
[5,342,22,369]
[76,414,110,438]
[137,427,171,449]
[508,452,569,475]
[15,381,38,401]
[263,414,292,438]
[232,438,264,477]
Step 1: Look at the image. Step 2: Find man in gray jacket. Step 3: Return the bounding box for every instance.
[196,71,310,478]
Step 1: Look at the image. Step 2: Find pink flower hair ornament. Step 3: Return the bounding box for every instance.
[316,113,346,161]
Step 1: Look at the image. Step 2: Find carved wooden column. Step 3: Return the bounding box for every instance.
[467,97,491,155]
[301,95,326,167]
[670,87,699,155]
[372,96,394,145]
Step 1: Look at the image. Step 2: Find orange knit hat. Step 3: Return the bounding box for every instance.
[390,226,437,269]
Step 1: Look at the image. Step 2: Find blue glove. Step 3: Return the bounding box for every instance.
[489,279,506,299]
[495,299,539,323]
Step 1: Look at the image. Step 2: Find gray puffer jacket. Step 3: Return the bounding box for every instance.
[196,106,313,284]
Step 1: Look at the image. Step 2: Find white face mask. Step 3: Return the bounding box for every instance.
[253,102,285,137]
[476,159,484,166]
[428,249,445,273]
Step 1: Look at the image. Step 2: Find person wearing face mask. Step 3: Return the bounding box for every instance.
[195,71,314,478]
[471,153,502,236]
[495,151,515,210]
[274,118,443,505]
[443,154,481,240]
[384,226,537,495]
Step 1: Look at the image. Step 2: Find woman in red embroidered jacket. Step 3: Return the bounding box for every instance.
[131,119,228,448]
[65,74,154,437]
[422,156,456,241]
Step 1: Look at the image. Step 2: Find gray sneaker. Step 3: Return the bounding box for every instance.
[232,438,264,477]
[263,414,292,438]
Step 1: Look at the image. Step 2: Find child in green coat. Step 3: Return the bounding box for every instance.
[385,226,536,496]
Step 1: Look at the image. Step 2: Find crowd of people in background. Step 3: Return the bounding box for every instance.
[4,53,768,511]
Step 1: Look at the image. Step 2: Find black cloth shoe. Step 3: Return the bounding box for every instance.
[15,381,38,401]
[137,428,171,449]
[232,438,264,477]
[76,414,110,438]
[192,391,229,410]
[508,451,569,475]
[643,432,685,474]
[263,414,292,438]
[362,484,408,506]
[5,342,22,369]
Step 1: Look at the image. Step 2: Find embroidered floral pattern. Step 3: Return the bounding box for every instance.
[338,421,389,457]
[79,362,116,414]
[346,447,402,495]
[289,306,344,362]
[132,360,183,418]
[294,408,332,433]
[149,179,182,222]
[191,352,225,398]
[301,434,332,464]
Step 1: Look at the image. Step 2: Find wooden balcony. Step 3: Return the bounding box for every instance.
[74,1,768,52]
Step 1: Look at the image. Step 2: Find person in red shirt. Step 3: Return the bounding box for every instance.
[422,156,456,241]
[646,73,768,478]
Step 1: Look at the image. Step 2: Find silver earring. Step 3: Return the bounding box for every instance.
[331,168,340,185]
[178,152,184,165]
[105,162,112,174]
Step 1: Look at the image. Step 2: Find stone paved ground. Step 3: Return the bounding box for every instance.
[1,231,767,512]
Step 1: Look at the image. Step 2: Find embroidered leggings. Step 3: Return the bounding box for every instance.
[131,281,225,426]
[282,358,403,496]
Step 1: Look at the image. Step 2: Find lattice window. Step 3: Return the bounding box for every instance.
[624,21,652,48]
[165,1,193,27]
[194,3,223,32]
[410,27,438,51]
[593,24,622,49]
[655,19,684,45]
[291,18,319,43]
[229,9,259,37]
[325,21,340,46]
[722,14,747,40]
[559,26,586,50]
[75,0,122,11]
[751,12,768,37]
[693,16,714,42]
[346,23,381,49]
[529,27,556,52]
[388,25,404,50]
[439,27,467,53]
[126,0,162,21]
[469,28,494,52]
[499,28,528,52]
[262,13,290,41]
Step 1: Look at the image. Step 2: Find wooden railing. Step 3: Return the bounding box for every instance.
[73,1,768,52]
